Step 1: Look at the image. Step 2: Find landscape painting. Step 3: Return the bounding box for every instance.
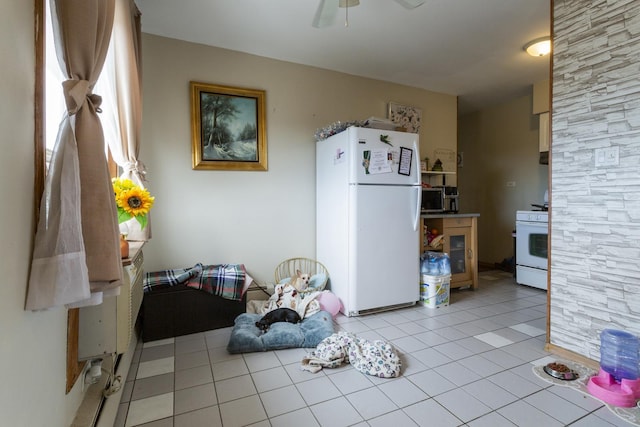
[191,82,267,171]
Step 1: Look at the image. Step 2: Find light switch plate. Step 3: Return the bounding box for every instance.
[595,146,619,167]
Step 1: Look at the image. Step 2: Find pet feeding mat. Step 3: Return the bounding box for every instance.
[533,359,640,426]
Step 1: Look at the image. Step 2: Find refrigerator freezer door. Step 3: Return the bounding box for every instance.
[347,128,420,186]
[346,184,420,314]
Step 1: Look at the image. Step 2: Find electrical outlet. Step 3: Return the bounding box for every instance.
[506,181,516,187]
[595,146,619,167]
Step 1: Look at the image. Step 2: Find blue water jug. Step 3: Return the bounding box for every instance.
[438,254,451,275]
[599,329,640,381]
[420,251,450,276]
[420,254,430,275]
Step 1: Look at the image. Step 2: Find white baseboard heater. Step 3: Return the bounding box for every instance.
[78,246,144,360]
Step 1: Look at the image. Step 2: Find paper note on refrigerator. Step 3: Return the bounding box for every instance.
[367,149,392,174]
[398,147,413,176]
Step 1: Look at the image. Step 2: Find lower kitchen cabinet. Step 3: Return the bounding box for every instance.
[421,214,479,290]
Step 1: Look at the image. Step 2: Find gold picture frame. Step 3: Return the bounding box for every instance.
[191,81,267,171]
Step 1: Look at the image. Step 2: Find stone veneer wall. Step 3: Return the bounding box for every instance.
[550,0,640,360]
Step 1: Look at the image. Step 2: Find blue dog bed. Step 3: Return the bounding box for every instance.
[226,310,334,354]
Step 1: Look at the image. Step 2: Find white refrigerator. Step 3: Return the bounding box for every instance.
[316,127,421,316]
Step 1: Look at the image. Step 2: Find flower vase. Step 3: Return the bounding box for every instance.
[120,234,129,259]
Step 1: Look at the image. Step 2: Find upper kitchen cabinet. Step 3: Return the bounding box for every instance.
[533,79,550,114]
[533,79,551,164]
[539,112,550,164]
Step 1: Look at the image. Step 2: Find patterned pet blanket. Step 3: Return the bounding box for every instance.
[301,331,402,378]
[251,283,321,319]
[143,263,247,301]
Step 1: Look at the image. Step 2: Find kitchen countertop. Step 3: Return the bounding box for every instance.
[421,212,480,219]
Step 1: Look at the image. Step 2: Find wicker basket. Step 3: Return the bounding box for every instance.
[274,257,329,294]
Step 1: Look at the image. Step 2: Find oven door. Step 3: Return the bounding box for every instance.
[516,220,548,269]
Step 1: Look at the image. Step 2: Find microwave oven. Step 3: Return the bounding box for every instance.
[421,186,459,213]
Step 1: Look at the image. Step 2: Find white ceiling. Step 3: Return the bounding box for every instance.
[136,0,550,114]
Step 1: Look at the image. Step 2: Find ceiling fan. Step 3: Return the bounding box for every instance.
[312,0,426,28]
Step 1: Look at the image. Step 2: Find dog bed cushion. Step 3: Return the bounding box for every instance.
[226,310,334,354]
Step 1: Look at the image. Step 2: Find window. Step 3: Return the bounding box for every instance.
[35,0,137,393]
[44,0,116,176]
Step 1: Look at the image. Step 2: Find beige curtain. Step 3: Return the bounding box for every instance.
[103,0,150,241]
[26,0,122,310]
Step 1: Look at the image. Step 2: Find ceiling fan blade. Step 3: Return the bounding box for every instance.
[312,0,339,28]
[394,0,425,9]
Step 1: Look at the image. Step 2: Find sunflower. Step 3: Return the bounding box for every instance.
[112,177,136,193]
[112,177,155,229]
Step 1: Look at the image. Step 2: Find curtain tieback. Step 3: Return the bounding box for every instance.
[125,160,147,180]
[62,79,103,115]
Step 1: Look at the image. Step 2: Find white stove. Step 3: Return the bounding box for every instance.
[515,210,548,290]
[516,210,548,223]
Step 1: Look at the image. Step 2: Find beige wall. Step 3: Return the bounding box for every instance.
[140,34,458,281]
[0,12,456,425]
[458,93,549,265]
[0,19,454,423]
[0,1,85,425]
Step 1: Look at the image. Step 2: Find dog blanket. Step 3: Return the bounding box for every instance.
[301,331,402,378]
[253,283,321,319]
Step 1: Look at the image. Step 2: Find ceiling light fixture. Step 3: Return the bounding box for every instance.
[524,37,551,57]
[338,0,359,27]
[339,0,360,7]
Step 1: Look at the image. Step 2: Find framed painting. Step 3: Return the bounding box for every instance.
[191,82,267,171]
[388,102,422,134]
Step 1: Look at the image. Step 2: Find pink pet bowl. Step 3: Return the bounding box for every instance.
[587,368,640,407]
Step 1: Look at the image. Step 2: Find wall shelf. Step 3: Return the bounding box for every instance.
[422,170,455,186]
[421,171,456,175]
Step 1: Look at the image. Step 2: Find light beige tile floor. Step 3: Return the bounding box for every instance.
[115,271,636,427]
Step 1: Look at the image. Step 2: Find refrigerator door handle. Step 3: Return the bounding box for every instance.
[413,185,421,231]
